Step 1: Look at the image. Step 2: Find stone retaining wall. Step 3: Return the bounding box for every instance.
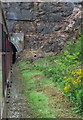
[2,2,82,52]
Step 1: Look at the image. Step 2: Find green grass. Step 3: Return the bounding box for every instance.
[19,67,57,118]
[28,92,57,118]
[35,34,83,114]
[18,31,83,118]
[34,33,83,115]
[0,71,2,80]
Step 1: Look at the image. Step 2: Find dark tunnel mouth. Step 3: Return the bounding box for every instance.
[11,43,17,64]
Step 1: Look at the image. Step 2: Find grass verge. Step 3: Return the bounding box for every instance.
[18,31,83,118]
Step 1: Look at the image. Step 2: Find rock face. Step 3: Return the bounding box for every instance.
[2,2,82,52]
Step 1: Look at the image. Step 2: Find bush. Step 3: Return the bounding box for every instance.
[34,32,82,115]
[64,68,83,113]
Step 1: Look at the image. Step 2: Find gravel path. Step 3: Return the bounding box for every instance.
[7,64,31,118]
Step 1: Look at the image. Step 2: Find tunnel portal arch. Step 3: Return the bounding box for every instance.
[11,42,17,64]
[10,40,19,52]
[10,33,24,52]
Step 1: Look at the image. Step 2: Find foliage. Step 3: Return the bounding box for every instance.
[64,68,83,114]
[19,64,56,118]
[34,33,83,115]
[19,32,83,117]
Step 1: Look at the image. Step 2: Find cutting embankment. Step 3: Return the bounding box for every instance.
[17,31,83,118]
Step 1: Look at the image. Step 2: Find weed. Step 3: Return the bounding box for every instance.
[19,32,83,117]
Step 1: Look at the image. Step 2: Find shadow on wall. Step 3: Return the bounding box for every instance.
[12,43,17,64]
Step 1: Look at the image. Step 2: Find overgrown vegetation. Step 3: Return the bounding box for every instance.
[64,68,83,113]
[18,67,57,118]
[18,31,83,118]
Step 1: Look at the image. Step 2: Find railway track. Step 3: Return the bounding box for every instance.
[6,64,31,118]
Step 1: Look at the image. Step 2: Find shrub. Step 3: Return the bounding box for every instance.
[64,68,83,113]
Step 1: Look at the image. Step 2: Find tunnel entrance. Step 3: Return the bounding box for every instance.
[10,33,24,64]
[12,43,17,64]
